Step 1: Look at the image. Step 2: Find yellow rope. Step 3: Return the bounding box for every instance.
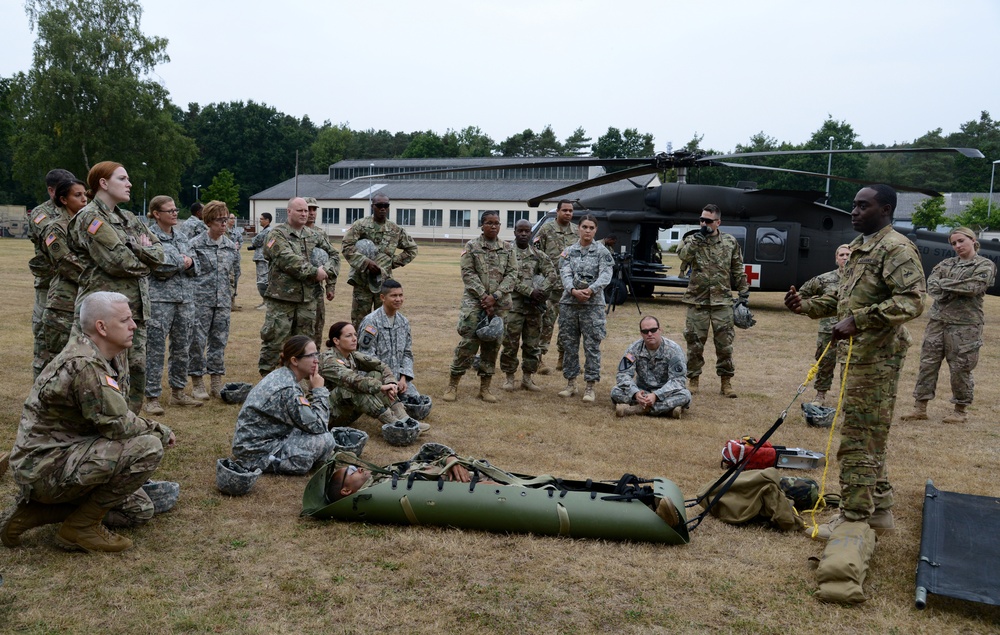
[803,337,852,538]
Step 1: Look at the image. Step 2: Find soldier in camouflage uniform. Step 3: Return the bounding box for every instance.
[1,292,175,553]
[558,214,613,403]
[28,169,76,374]
[320,321,427,432]
[677,204,749,398]
[797,244,851,405]
[534,200,578,374]
[901,227,996,424]
[305,197,341,346]
[342,193,418,328]
[258,197,338,375]
[143,196,202,415]
[188,201,240,399]
[500,219,554,392]
[226,213,244,309]
[786,185,925,540]
[178,201,206,240]
[612,316,691,418]
[35,178,87,377]
[233,335,336,475]
[249,212,273,307]
[443,212,518,403]
[358,279,423,399]
[68,162,164,414]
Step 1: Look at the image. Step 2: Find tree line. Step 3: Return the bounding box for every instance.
[1,0,998,226]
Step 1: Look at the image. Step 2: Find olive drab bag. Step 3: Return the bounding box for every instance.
[696,467,803,531]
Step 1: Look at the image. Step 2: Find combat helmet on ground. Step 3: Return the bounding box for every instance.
[381,418,421,447]
[216,458,262,496]
[801,402,836,428]
[141,480,180,514]
[331,427,369,456]
[401,393,432,420]
[220,382,253,404]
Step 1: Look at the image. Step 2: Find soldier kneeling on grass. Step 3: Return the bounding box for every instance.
[611,315,692,419]
[2,292,176,553]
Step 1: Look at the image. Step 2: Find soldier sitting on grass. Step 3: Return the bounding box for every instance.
[611,316,692,419]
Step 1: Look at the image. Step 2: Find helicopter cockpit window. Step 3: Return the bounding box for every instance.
[755,227,787,263]
[723,226,747,256]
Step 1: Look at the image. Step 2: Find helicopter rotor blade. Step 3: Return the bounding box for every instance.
[714,161,944,197]
[525,165,661,207]
[708,147,985,161]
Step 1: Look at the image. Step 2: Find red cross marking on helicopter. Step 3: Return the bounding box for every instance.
[745,264,761,288]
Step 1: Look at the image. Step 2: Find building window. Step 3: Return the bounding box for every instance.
[449,209,471,228]
[395,208,416,226]
[274,208,287,223]
[506,210,529,228]
[423,209,442,227]
[321,207,339,224]
[346,208,366,224]
[537,210,547,222]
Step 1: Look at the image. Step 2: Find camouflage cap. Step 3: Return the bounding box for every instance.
[402,393,432,420]
[216,458,262,496]
[331,427,369,456]
[802,402,836,427]
[221,382,253,404]
[141,480,180,514]
[304,196,319,209]
[779,476,820,511]
[381,419,420,447]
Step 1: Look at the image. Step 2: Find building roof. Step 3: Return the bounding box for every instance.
[251,157,658,204]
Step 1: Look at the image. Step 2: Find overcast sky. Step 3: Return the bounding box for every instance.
[2,0,998,154]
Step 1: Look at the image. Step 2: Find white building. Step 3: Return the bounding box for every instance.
[249,158,659,241]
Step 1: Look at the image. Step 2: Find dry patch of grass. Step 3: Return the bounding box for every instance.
[2,239,1000,633]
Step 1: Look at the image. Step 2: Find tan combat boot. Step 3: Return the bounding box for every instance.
[1,500,75,547]
[442,374,461,402]
[942,404,968,424]
[536,359,551,376]
[812,390,827,406]
[689,377,699,394]
[521,373,542,392]
[210,375,224,399]
[900,399,928,421]
[669,406,684,419]
[558,379,577,398]
[170,387,204,407]
[615,403,645,417]
[479,376,499,403]
[390,400,408,420]
[582,381,596,403]
[143,398,165,416]
[502,373,517,392]
[55,499,133,553]
[720,377,737,398]
[190,375,210,401]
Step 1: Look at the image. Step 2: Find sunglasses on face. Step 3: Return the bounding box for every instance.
[640,327,659,335]
[373,203,390,209]
[699,217,717,224]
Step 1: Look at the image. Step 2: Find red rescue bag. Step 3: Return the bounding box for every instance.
[721,436,778,470]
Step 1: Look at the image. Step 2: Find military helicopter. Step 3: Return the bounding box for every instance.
[346,147,997,297]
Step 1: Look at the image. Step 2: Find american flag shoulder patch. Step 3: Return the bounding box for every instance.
[87,219,103,235]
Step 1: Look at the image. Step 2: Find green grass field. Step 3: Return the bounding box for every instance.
[1,239,999,634]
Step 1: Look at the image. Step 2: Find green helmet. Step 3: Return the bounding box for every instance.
[779,476,820,511]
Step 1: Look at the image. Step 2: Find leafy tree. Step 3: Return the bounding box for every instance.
[312,123,355,171]
[0,77,34,205]
[180,100,317,209]
[947,111,1000,192]
[11,0,196,201]
[452,126,495,157]
[911,196,947,230]
[402,130,447,158]
[591,127,655,159]
[950,197,997,232]
[562,127,591,156]
[201,168,240,214]
[500,128,539,157]
[535,125,563,157]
